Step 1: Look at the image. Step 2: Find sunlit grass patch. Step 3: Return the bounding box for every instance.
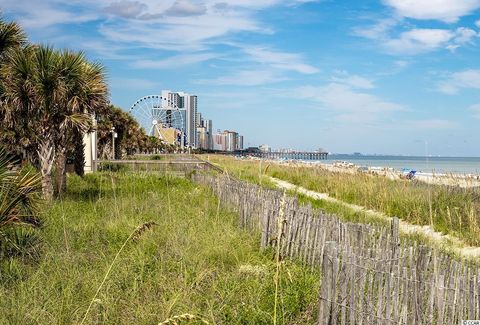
[0,171,319,324]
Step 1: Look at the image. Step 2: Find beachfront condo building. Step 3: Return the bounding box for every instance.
[213,130,244,152]
[196,127,209,150]
[161,90,197,148]
[207,119,213,149]
[196,117,214,150]
[237,135,243,151]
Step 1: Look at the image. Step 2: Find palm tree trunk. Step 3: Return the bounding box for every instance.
[55,148,67,197]
[37,139,55,200]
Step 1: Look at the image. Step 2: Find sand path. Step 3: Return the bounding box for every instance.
[270,177,480,258]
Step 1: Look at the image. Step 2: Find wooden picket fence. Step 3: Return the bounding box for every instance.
[192,174,480,324]
[319,241,480,324]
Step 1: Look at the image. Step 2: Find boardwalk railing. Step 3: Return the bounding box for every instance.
[95,155,221,174]
[192,174,480,324]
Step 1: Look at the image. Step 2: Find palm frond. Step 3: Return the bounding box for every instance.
[0,147,42,228]
[61,112,93,132]
[0,18,27,59]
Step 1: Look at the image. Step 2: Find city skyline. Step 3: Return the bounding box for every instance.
[158,89,244,151]
[3,1,480,156]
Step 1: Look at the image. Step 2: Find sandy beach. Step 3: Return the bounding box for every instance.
[240,156,480,188]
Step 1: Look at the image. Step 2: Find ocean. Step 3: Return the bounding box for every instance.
[323,155,480,175]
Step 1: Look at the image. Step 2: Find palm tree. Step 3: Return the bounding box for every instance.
[96,105,152,158]
[1,46,63,199]
[0,45,39,163]
[54,50,87,195]
[0,17,32,160]
[0,45,108,199]
[0,16,26,61]
[29,46,64,199]
[54,52,108,195]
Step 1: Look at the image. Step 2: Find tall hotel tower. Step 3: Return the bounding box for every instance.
[161,90,197,148]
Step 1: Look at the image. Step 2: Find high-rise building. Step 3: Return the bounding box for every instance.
[186,95,197,147]
[226,131,237,151]
[161,90,185,110]
[213,133,226,151]
[159,90,232,151]
[237,135,243,150]
[161,90,197,148]
[212,130,244,152]
[206,120,213,150]
[196,127,209,149]
[196,112,203,127]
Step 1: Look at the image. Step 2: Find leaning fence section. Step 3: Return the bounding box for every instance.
[192,174,480,324]
[319,242,479,324]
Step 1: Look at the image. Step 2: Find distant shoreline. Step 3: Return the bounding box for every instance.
[240,156,480,188]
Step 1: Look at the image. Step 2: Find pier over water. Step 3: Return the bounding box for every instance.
[234,151,328,160]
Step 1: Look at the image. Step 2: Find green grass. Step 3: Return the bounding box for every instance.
[207,155,480,247]
[0,172,319,324]
[291,191,389,227]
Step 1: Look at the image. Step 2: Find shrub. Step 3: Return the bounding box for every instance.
[98,162,129,172]
[0,147,42,258]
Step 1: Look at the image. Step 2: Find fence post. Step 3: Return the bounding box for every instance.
[390,217,400,274]
[390,217,399,248]
[318,241,338,325]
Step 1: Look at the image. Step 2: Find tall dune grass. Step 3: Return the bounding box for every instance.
[209,155,480,246]
[0,171,319,324]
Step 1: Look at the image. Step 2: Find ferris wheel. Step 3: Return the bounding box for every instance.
[129,95,186,145]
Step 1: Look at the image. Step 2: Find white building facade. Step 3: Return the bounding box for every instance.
[161,90,197,148]
[212,130,244,152]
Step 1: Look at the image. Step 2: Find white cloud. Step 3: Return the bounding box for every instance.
[165,0,207,16]
[384,28,454,54]
[132,53,217,69]
[191,46,318,85]
[438,69,480,94]
[381,27,477,54]
[331,72,375,89]
[69,39,136,60]
[104,1,147,18]
[384,0,480,23]
[354,13,478,55]
[446,27,478,51]
[1,0,97,29]
[212,0,292,9]
[454,27,478,44]
[99,8,268,51]
[243,47,319,74]
[1,0,283,50]
[296,83,403,115]
[352,18,398,40]
[286,0,322,6]
[195,69,286,86]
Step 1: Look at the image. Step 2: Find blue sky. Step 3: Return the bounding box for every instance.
[2,0,480,155]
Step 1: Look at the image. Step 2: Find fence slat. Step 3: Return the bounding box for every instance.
[318,241,337,325]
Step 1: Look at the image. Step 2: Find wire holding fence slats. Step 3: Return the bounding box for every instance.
[192,174,480,324]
